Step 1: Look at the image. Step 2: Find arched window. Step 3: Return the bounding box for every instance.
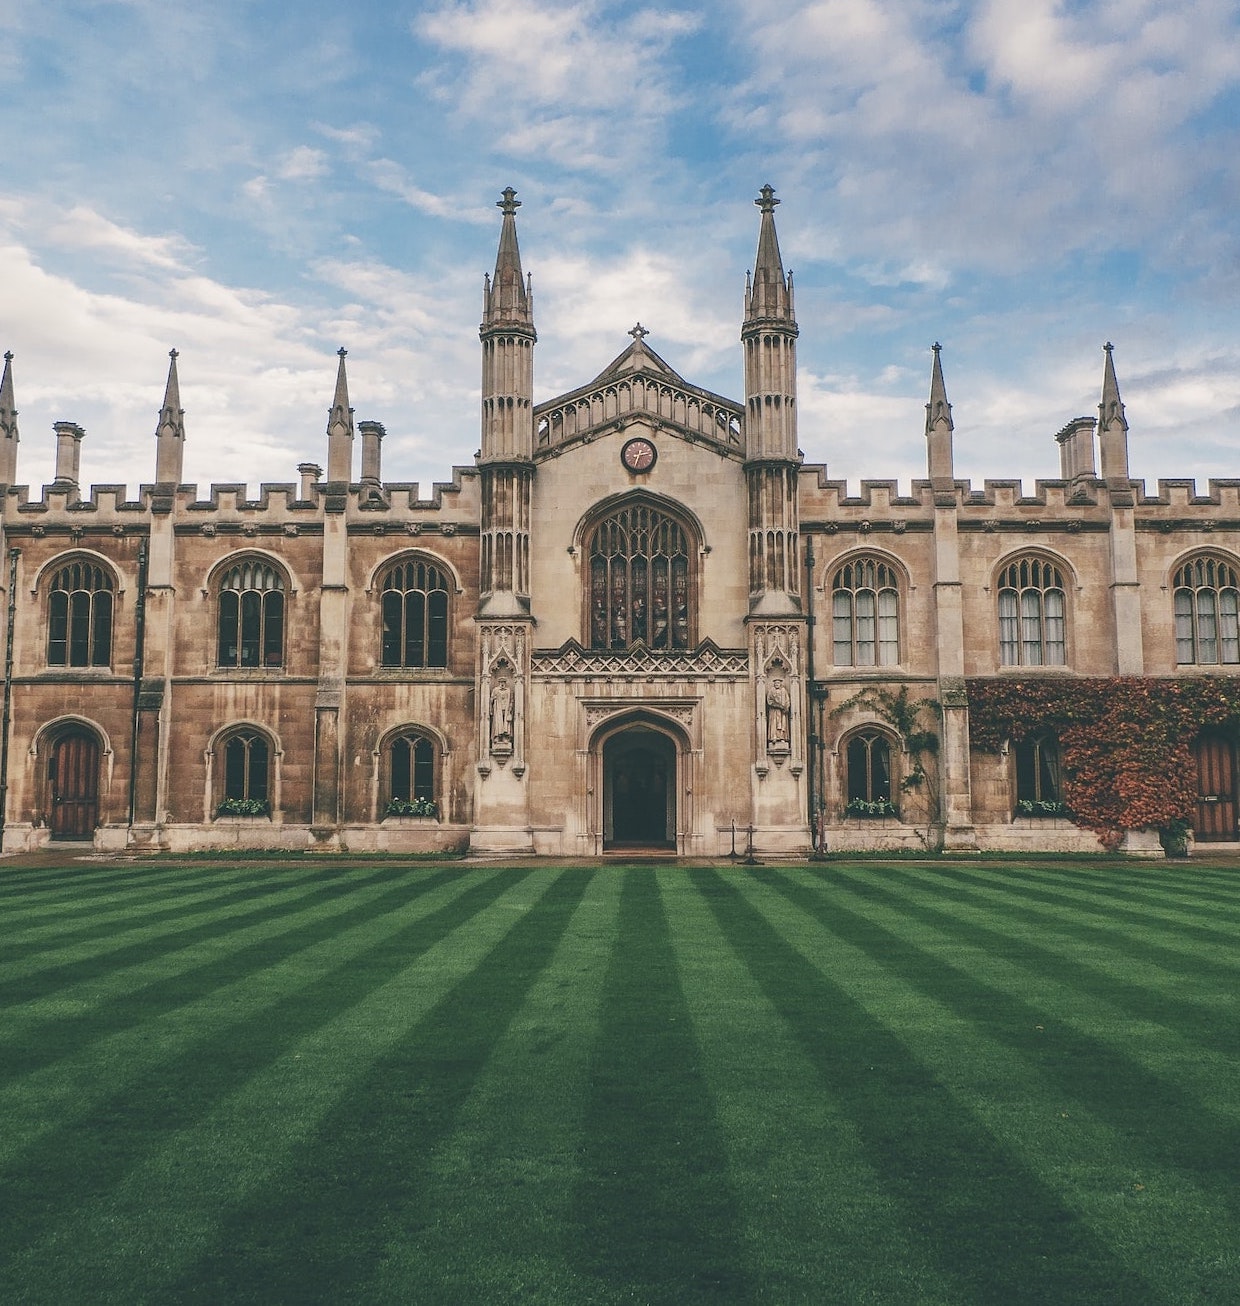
[218,729,270,815]
[1014,732,1064,815]
[845,729,893,813]
[832,557,899,666]
[381,560,449,668]
[217,560,284,668]
[387,731,438,817]
[47,560,114,667]
[998,557,1066,666]
[1174,556,1240,665]
[587,501,692,650]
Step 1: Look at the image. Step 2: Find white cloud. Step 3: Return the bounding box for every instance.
[276,146,329,181]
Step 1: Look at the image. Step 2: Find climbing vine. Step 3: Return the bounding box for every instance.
[967,676,1240,849]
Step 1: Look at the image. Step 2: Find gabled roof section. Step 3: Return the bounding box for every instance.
[534,325,744,459]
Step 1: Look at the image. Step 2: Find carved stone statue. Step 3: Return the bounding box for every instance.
[490,678,513,751]
[766,676,791,750]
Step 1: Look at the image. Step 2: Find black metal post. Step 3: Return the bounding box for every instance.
[0,547,19,843]
[127,538,149,829]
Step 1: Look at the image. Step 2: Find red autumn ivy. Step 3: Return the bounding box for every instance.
[967,677,1240,849]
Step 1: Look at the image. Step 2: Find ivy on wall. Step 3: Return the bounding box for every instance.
[967,677,1240,848]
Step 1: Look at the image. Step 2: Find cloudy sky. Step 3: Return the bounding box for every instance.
[3,0,1239,498]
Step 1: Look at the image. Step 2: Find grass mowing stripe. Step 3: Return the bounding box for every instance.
[756,867,1240,1287]
[0,861,426,993]
[903,861,1240,950]
[358,865,623,1305]
[0,867,469,1150]
[0,862,447,1062]
[701,867,1167,1306]
[852,861,1240,999]
[176,866,602,1306]
[3,868,582,1305]
[571,867,752,1305]
[0,858,257,909]
[0,866,529,1278]
[667,867,963,1305]
[823,867,1240,1123]
[0,864,392,961]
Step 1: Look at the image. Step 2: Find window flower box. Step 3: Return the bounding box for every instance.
[844,798,899,820]
[384,797,440,820]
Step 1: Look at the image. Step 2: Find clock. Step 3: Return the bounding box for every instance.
[621,437,657,473]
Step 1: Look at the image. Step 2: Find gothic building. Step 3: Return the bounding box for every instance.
[2,188,1237,858]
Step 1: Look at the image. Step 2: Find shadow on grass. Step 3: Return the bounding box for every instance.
[0,864,465,1089]
[773,867,1240,1225]
[693,866,1155,1306]
[572,868,751,1304]
[0,867,529,1274]
[163,866,596,1304]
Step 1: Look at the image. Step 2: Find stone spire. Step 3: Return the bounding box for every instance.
[479,187,536,467]
[326,347,354,484]
[483,187,534,330]
[154,349,185,485]
[0,350,18,484]
[742,186,800,608]
[744,184,795,325]
[925,342,954,488]
[1097,342,1130,482]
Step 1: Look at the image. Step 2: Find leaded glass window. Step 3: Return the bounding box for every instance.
[998,557,1066,667]
[587,503,692,650]
[1174,556,1240,665]
[832,557,899,666]
[47,560,114,667]
[381,560,449,668]
[217,560,284,668]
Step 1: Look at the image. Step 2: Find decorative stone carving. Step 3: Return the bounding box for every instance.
[489,671,513,757]
[532,641,748,679]
[766,674,791,753]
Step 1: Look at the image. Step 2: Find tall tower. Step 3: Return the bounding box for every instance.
[472,188,537,853]
[743,185,800,609]
[743,187,809,854]
[479,186,535,609]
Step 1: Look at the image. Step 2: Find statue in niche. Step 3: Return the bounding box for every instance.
[490,677,513,754]
[766,675,791,752]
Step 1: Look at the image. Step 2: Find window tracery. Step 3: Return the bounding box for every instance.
[1174,555,1240,665]
[587,502,692,650]
[998,556,1066,667]
[217,559,285,669]
[831,557,899,666]
[47,559,114,667]
[381,559,450,668]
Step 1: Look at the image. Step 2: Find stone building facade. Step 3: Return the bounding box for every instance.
[2,188,1238,858]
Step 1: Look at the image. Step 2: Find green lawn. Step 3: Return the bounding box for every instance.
[1,856,1237,1304]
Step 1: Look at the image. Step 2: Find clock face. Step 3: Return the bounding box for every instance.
[621,437,657,473]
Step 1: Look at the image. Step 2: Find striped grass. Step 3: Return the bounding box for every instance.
[1,857,1237,1304]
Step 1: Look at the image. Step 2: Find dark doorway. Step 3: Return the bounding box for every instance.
[604,728,676,850]
[1193,730,1238,841]
[50,731,100,839]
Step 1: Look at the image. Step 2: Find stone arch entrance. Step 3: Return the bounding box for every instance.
[602,725,678,850]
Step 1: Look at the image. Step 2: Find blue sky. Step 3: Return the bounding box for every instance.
[3,0,1240,497]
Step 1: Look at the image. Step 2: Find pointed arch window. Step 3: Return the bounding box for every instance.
[380,559,450,668]
[386,731,439,817]
[1174,556,1240,665]
[215,728,272,816]
[587,502,693,650]
[47,559,114,667]
[832,557,899,666]
[998,557,1066,666]
[846,730,893,808]
[217,560,285,668]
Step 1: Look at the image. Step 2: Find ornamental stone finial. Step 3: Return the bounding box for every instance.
[755,184,779,213]
[628,323,649,341]
[497,187,521,216]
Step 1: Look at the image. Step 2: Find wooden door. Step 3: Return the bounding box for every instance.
[51,733,100,839]
[1193,732,1237,842]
